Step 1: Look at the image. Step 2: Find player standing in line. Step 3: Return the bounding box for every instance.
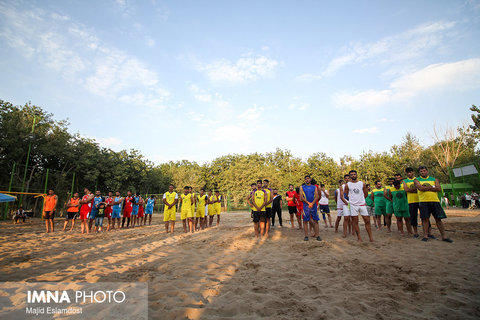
[252,180,267,238]
[295,187,303,229]
[271,189,283,227]
[414,166,453,243]
[319,184,333,228]
[189,187,196,225]
[163,185,178,233]
[384,178,395,232]
[145,195,156,226]
[111,192,123,230]
[137,195,145,226]
[338,174,352,236]
[180,186,194,233]
[403,167,420,238]
[89,191,104,232]
[122,191,134,228]
[247,183,257,233]
[262,180,273,236]
[196,189,207,230]
[214,190,222,227]
[389,180,412,235]
[365,184,377,228]
[343,170,374,242]
[300,175,321,241]
[43,188,58,233]
[63,192,80,232]
[104,191,114,231]
[131,192,140,228]
[371,181,386,230]
[285,184,301,229]
[334,179,345,233]
[207,190,215,227]
[79,188,94,234]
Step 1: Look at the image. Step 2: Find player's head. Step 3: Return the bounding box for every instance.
[311,178,317,185]
[189,186,192,192]
[393,179,401,189]
[344,174,351,182]
[184,186,189,194]
[116,191,120,196]
[215,190,220,195]
[84,187,90,194]
[208,189,213,194]
[304,175,311,185]
[99,203,106,209]
[200,188,205,195]
[256,180,263,188]
[394,173,402,181]
[48,188,54,195]
[349,170,357,181]
[295,187,300,193]
[375,180,382,188]
[127,190,132,196]
[135,192,140,196]
[151,195,155,199]
[108,191,113,196]
[73,192,79,198]
[320,184,325,188]
[95,190,101,196]
[251,183,256,190]
[289,184,294,191]
[338,179,344,185]
[168,184,174,192]
[405,167,415,178]
[263,179,269,187]
[418,166,428,177]
[366,183,370,191]
[273,188,278,195]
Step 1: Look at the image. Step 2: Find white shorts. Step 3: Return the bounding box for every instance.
[205,206,208,217]
[337,204,350,217]
[350,204,369,217]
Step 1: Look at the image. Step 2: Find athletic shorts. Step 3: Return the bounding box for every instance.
[336,208,344,217]
[386,201,393,214]
[319,205,330,214]
[131,206,138,216]
[394,209,410,218]
[339,204,350,217]
[79,210,90,220]
[145,207,153,215]
[349,204,369,217]
[123,209,132,218]
[180,209,189,220]
[214,206,221,215]
[303,206,319,222]
[112,208,121,218]
[375,205,386,216]
[208,206,215,216]
[366,206,375,216]
[66,212,77,220]
[196,208,205,218]
[163,208,176,221]
[409,203,419,227]
[137,210,144,218]
[253,211,266,223]
[43,211,55,220]
[89,211,97,220]
[104,211,111,219]
[265,207,272,219]
[288,206,297,214]
[419,202,446,220]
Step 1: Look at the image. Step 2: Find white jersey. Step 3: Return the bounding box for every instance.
[319,189,329,205]
[335,185,345,209]
[347,181,366,206]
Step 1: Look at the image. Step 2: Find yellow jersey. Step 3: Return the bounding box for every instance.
[163,192,177,211]
[416,176,440,203]
[403,177,419,203]
[181,193,193,211]
[253,189,266,211]
[197,194,207,207]
[264,188,272,208]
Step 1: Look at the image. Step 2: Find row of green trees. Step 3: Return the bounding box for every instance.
[1,99,479,211]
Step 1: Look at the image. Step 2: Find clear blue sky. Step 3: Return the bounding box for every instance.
[1,0,479,164]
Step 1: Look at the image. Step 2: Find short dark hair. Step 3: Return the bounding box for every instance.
[150,195,155,198]
[289,184,294,187]
[48,188,54,191]
[393,180,401,187]
[394,173,402,177]
[169,184,174,187]
[344,174,350,179]
[311,178,317,185]
[349,170,357,174]
[135,192,140,196]
[320,184,325,187]
[419,165,427,170]
[304,175,310,179]
[201,188,205,191]
[215,190,220,193]
[251,183,256,186]
[405,167,414,173]
[338,179,343,183]
[375,180,381,184]
[184,186,189,189]
[366,184,370,187]
[263,179,269,183]
[256,180,262,184]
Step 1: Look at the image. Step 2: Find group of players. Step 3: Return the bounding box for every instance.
[247,166,453,243]
[41,184,223,234]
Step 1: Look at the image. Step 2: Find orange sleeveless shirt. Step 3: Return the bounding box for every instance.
[67,198,80,212]
[44,195,57,212]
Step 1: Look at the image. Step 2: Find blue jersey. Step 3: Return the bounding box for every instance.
[302,185,316,205]
[146,198,155,209]
[91,196,104,213]
[113,197,122,210]
[133,196,140,209]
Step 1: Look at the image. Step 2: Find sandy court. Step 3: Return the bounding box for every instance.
[1,210,480,319]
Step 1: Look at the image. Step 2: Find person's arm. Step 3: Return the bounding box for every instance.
[324,190,329,198]
[190,195,194,204]
[432,178,442,192]
[334,190,338,205]
[67,199,73,208]
[340,185,348,205]
[285,192,293,202]
[299,186,305,203]
[265,190,273,206]
[279,196,283,208]
[362,183,368,199]
[370,192,374,202]
[414,179,431,191]
[311,187,319,208]
[261,191,267,210]
[384,188,392,201]
[403,181,416,193]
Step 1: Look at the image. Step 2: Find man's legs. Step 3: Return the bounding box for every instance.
[217,214,220,227]
[396,216,404,235]
[361,215,374,242]
[327,213,333,227]
[351,216,361,241]
[188,217,194,233]
[254,222,259,237]
[289,213,295,228]
[421,218,430,240]
[342,216,350,238]
[278,208,282,226]
[182,219,187,233]
[386,214,392,232]
[271,209,276,226]
[335,216,342,233]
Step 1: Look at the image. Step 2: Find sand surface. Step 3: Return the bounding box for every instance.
[1,210,480,319]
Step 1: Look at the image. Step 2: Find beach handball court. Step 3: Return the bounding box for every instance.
[1,210,479,319]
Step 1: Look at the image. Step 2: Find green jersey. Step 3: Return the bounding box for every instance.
[391,187,408,213]
[365,192,374,207]
[372,188,386,208]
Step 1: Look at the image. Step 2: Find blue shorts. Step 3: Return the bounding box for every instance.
[132,206,138,216]
[145,207,153,215]
[89,211,97,219]
[303,206,319,222]
[111,208,121,219]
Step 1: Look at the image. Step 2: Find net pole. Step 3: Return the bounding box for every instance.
[3,162,16,219]
[70,172,75,195]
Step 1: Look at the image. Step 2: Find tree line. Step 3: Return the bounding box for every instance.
[1,99,478,212]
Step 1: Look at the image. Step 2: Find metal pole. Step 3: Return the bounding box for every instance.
[42,168,49,220]
[19,115,36,204]
[3,162,16,219]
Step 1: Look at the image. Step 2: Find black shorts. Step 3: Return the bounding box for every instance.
[288,206,297,214]
[419,202,446,220]
[44,211,55,220]
[319,205,330,213]
[409,203,419,227]
[67,212,78,220]
[265,207,272,219]
[253,211,267,223]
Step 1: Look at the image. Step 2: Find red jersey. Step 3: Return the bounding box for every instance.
[124,196,133,213]
[295,193,303,211]
[286,191,297,207]
[104,197,113,214]
[79,194,93,215]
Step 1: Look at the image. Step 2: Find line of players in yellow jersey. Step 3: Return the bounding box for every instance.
[162,184,222,234]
